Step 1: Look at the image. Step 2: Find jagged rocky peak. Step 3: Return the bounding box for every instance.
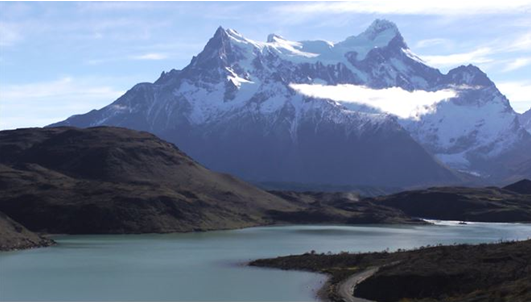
[445,64,494,87]
[214,26,228,37]
[208,27,251,47]
[207,26,233,47]
[361,19,401,40]
[267,33,286,43]
[190,26,242,69]
[155,69,181,85]
[336,19,407,61]
[189,19,412,73]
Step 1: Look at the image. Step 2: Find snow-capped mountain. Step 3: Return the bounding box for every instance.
[400,65,531,177]
[51,19,529,185]
[520,108,531,134]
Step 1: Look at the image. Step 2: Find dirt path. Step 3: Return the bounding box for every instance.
[336,267,379,302]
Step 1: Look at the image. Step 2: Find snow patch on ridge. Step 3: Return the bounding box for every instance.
[226,67,252,88]
[402,48,424,63]
[290,83,457,119]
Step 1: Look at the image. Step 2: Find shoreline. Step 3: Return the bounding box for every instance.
[249,239,531,302]
[6,219,530,253]
[36,217,531,237]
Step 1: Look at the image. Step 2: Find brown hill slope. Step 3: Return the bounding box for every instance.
[0,127,418,235]
[0,127,299,234]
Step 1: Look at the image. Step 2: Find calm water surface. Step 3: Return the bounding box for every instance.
[1,223,530,301]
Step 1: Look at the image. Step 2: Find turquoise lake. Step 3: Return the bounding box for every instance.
[1,223,530,301]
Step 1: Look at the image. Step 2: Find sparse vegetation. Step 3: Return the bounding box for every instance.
[250,240,531,302]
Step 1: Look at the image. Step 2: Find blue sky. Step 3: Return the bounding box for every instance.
[1,1,531,130]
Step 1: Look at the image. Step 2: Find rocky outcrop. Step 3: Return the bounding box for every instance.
[0,211,54,251]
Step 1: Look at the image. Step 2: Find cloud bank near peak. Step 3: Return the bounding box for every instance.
[290,83,457,119]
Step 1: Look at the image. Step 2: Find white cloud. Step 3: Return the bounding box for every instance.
[129,53,168,60]
[275,0,531,16]
[506,32,531,52]
[503,57,531,72]
[86,52,170,65]
[0,77,124,130]
[290,83,457,119]
[497,81,531,113]
[420,48,493,68]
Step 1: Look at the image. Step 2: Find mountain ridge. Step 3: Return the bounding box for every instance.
[50,19,530,186]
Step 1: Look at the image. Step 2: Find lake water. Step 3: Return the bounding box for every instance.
[1,223,530,301]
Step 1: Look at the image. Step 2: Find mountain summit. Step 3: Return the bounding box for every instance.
[364,19,399,35]
[344,19,403,47]
[51,20,531,186]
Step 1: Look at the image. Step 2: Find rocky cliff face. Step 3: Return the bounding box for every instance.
[520,108,531,134]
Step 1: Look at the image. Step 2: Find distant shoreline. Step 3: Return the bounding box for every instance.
[4,219,531,252]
